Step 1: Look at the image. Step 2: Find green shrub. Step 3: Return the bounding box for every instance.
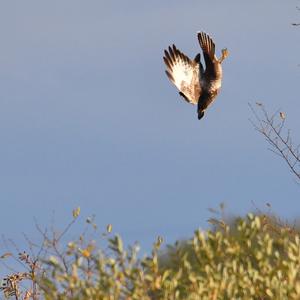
[2,213,300,299]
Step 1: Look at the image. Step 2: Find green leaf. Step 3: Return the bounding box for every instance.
[0,252,12,259]
[72,207,80,218]
[106,224,112,233]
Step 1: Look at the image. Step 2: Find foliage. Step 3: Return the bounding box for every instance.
[2,213,300,299]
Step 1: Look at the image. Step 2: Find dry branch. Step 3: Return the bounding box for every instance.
[249,103,300,182]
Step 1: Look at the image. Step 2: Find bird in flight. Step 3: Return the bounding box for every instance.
[163,32,228,120]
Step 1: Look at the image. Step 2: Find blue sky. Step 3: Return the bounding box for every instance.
[0,0,300,259]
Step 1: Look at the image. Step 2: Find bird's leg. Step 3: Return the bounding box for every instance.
[219,48,229,63]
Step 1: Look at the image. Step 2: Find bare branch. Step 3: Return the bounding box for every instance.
[249,103,300,182]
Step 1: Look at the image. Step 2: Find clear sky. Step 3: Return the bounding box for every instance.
[0,0,300,257]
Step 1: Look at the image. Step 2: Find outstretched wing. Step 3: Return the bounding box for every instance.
[163,45,201,105]
[197,32,218,79]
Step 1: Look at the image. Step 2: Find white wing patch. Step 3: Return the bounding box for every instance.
[164,45,201,105]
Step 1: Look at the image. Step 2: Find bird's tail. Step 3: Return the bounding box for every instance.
[197,32,215,59]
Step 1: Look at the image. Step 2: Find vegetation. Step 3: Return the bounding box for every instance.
[1,209,300,299]
[1,90,299,300]
[1,5,300,300]
[0,105,299,300]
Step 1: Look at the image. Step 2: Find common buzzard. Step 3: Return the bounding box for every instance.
[163,32,228,120]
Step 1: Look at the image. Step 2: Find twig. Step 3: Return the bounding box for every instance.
[249,103,300,182]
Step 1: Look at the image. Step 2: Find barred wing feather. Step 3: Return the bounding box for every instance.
[163,45,201,105]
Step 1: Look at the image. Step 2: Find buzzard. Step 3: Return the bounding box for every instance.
[163,32,228,120]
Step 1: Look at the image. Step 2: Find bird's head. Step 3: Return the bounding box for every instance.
[220,48,229,63]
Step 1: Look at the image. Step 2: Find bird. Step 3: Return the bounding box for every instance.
[163,32,228,120]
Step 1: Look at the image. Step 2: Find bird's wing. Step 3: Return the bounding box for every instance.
[163,45,201,105]
[197,32,218,78]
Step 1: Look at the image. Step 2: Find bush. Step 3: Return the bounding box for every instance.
[2,213,300,299]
